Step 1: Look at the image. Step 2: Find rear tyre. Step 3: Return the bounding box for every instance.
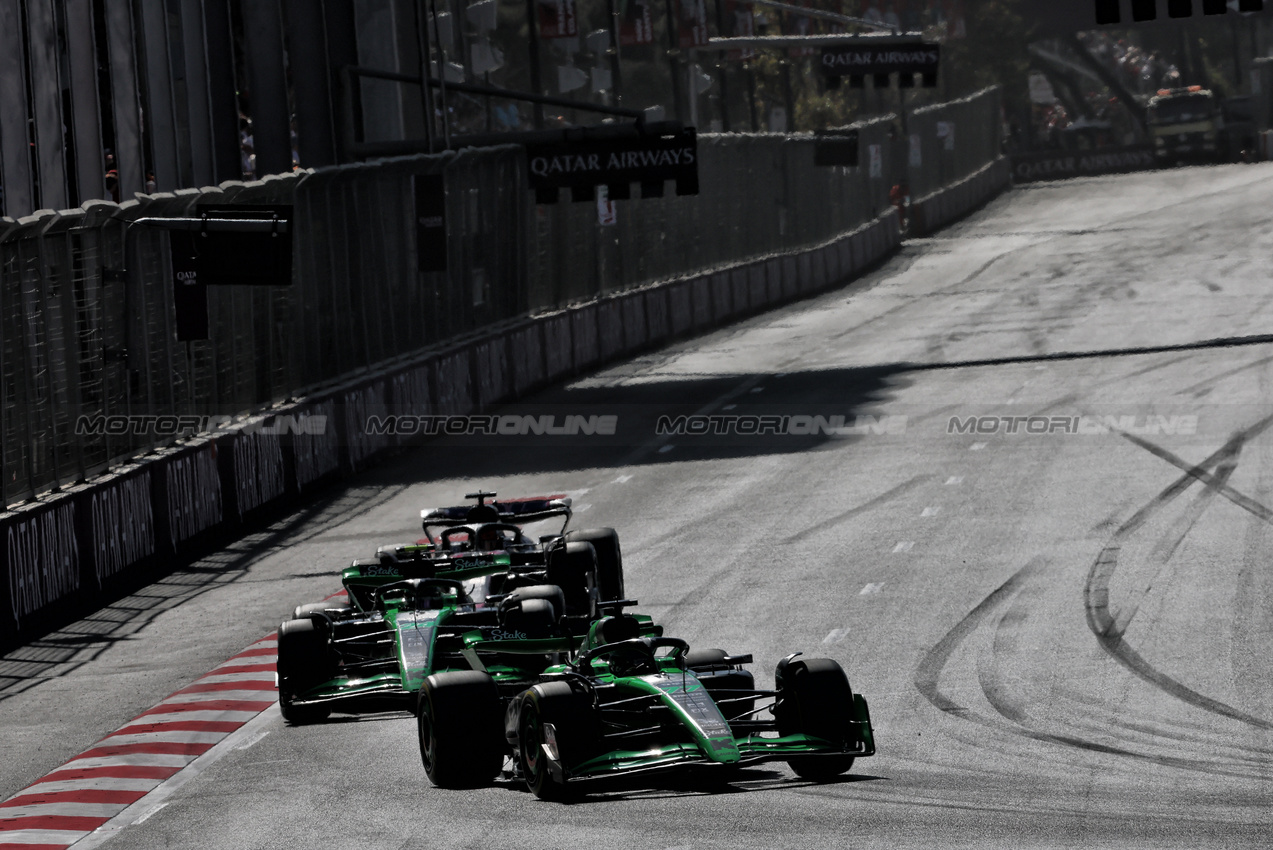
[417,671,504,788]
[685,648,755,720]
[516,682,596,800]
[500,584,566,623]
[684,648,729,669]
[775,657,856,780]
[499,598,557,635]
[546,542,599,619]
[277,618,334,725]
[565,528,624,604]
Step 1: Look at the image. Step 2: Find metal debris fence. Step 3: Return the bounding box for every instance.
[907,87,1004,201]
[0,89,1002,508]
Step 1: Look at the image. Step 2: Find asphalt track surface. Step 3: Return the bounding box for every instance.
[4,163,1273,849]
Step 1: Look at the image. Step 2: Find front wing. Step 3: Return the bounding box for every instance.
[568,729,874,780]
[564,690,875,782]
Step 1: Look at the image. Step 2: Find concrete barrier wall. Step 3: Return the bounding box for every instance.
[0,211,908,650]
[909,156,1013,237]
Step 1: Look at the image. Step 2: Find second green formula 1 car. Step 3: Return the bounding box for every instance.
[276,492,630,723]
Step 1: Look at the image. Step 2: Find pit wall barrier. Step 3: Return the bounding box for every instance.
[0,211,902,650]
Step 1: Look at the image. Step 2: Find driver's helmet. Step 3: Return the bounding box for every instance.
[604,645,656,678]
[476,525,504,551]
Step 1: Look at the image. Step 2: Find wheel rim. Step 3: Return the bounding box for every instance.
[419,703,437,773]
[520,711,542,784]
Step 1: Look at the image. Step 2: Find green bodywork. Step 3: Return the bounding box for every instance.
[289,560,662,709]
[519,621,875,782]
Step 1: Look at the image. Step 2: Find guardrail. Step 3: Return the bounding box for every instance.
[0,88,1010,650]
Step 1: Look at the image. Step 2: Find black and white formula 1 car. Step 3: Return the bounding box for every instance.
[374,491,624,612]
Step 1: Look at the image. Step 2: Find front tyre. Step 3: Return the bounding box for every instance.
[515,682,596,800]
[418,671,504,788]
[546,542,599,619]
[277,618,333,725]
[775,657,856,780]
[565,528,624,603]
[519,702,563,800]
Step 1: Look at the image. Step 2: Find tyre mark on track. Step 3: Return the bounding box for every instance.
[1085,603,1273,733]
[981,555,1273,757]
[782,475,931,543]
[1148,456,1238,566]
[1108,458,1239,638]
[1057,684,1273,761]
[637,553,741,631]
[915,559,1271,778]
[1084,415,1273,731]
[1231,466,1273,728]
[913,557,1046,715]
[1032,353,1192,412]
[1174,353,1273,398]
[1117,430,1273,525]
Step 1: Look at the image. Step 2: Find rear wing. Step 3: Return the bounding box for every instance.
[420,494,572,540]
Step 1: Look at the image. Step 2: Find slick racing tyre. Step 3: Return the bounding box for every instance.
[565,528,624,604]
[775,657,856,780]
[685,648,756,721]
[546,542,599,619]
[498,595,559,639]
[515,682,597,801]
[277,618,334,725]
[500,584,567,627]
[417,671,504,788]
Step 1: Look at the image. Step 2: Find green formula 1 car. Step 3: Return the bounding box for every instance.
[416,612,875,797]
[276,492,628,723]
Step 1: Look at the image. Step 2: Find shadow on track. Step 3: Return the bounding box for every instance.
[374,365,912,484]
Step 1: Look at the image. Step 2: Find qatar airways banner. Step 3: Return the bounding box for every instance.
[525,128,699,199]
[1011,145,1155,183]
[820,42,940,77]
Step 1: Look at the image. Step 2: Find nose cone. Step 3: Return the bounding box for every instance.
[704,734,741,764]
